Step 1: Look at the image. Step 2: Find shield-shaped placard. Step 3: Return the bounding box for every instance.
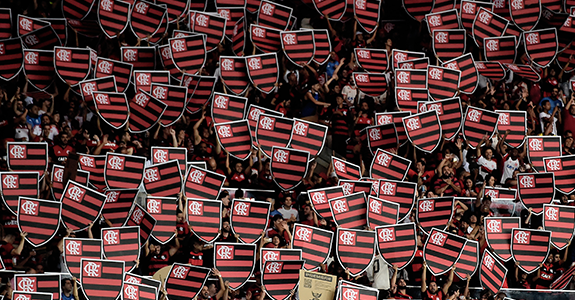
[480,250,507,295]
[124,203,157,246]
[524,28,558,68]
[215,120,252,161]
[7,142,48,178]
[17,197,61,247]
[187,199,221,243]
[442,53,479,94]
[165,264,211,300]
[484,217,520,262]
[143,160,182,197]
[291,224,333,271]
[245,53,279,94]
[423,228,467,276]
[23,49,54,91]
[288,119,328,158]
[307,186,344,221]
[262,260,304,300]
[257,0,292,30]
[1,172,39,215]
[53,47,91,86]
[432,29,466,64]
[230,199,270,244]
[102,189,137,227]
[0,37,23,81]
[146,196,177,244]
[270,147,309,191]
[462,106,499,149]
[214,243,256,291]
[416,197,454,234]
[128,89,168,134]
[335,228,376,277]
[375,223,417,270]
[495,110,526,148]
[511,228,551,274]
[63,238,102,279]
[517,172,555,214]
[281,30,315,67]
[184,165,225,200]
[367,196,399,229]
[256,114,293,158]
[369,149,411,181]
[542,204,575,250]
[543,155,575,194]
[80,259,124,300]
[526,136,561,172]
[101,226,140,272]
[329,192,367,230]
[355,48,387,73]
[219,56,250,95]
[403,110,442,153]
[61,181,106,232]
[97,0,130,38]
[104,153,146,190]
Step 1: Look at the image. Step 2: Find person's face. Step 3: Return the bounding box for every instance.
[429,282,438,293]
[284,197,292,207]
[43,125,51,136]
[465,178,473,188]
[545,102,552,110]
[488,176,495,186]
[64,280,73,291]
[442,166,452,177]
[221,195,230,207]
[35,265,44,273]
[234,162,243,173]
[198,143,208,154]
[200,286,209,299]
[304,206,311,215]
[222,221,230,231]
[416,162,424,172]
[208,159,217,171]
[208,283,217,296]
[334,85,341,94]
[176,213,184,223]
[60,134,69,145]
[386,39,392,47]
[485,149,493,159]
[202,127,210,139]
[53,113,60,123]
[153,245,161,254]
[272,236,280,245]
[42,115,50,124]
[361,102,368,111]
[336,96,343,105]
[274,218,284,227]
[398,279,406,289]
[552,88,559,97]
[554,253,561,262]
[470,215,477,227]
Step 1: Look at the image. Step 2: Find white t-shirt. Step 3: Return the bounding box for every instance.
[539,111,557,135]
[477,156,497,179]
[366,256,390,290]
[501,157,521,184]
[342,85,357,106]
[277,206,299,221]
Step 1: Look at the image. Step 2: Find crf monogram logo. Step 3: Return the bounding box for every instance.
[419,200,433,212]
[25,52,38,64]
[376,152,391,166]
[132,207,144,224]
[124,285,138,300]
[405,117,420,130]
[293,121,308,136]
[189,201,202,215]
[124,49,137,62]
[311,192,326,204]
[104,230,119,244]
[217,246,233,259]
[394,52,407,62]
[221,59,233,71]
[154,149,168,162]
[430,231,446,246]
[487,219,500,233]
[399,62,413,69]
[343,289,358,300]
[444,62,457,70]
[274,149,288,163]
[67,185,84,202]
[435,31,448,44]
[248,57,261,70]
[355,0,366,9]
[379,228,394,242]
[108,156,124,170]
[214,95,228,108]
[82,82,96,96]
[253,27,265,38]
[188,169,205,184]
[369,128,381,141]
[339,231,355,245]
[266,262,282,273]
[66,240,81,255]
[249,108,262,121]
[15,294,30,300]
[134,2,148,14]
[54,168,64,182]
[125,276,140,284]
[378,115,392,125]
[529,138,542,151]
[369,199,381,214]
[396,71,410,84]
[341,183,353,195]
[21,200,37,215]
[380,182,395,195]
[511,0,523,10]
[355,74,368,83]
[100,0,113,11]
[519,175,534,188]
[137,73,150,85]
[283,33,296,45]
[429,68,442,80]
[478,11,491,24]
[95,94,109,105]
[3,175,17,189]
[546,159,561,171]
[153,86,167,100]
[219,9,230,20]
[259,116,274,130]
[483,254,494,270]
[485,189,497,198]
[234,202,250,216]
[397,89,411,101]
[134,93,149,107]
[428,15,441,27]
[172,265,189,279]
[56,49,71,61]
[261,2,275,15]
[462,2,475,14]
[144,168,159,182]
[196,14,209,27]
[526,33,539,45]
[498,113,509,125]
[84,262,100,277]
[98,60,113,74]
[332,199,348,213]
[546,207,558,221]
[427,104,442,114]
[333,160,346,173]
[514,230,530,244]
[467,109,481,122]
[486,39,498,52]
[217,125,232,138]
[296,227,312,241]
[475,62,485,69]
[20,17,32,31]
[147,199,161,214]
[18,278,35,291]
[263,251,279,261]
[106,191,119,203]
[357,50,370,59]
[172,40,186,52]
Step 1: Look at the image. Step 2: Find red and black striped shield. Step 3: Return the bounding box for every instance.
[260,248,302,270]
[97,0,130,38]
[245,53,279,94]
[192,12,226,52]
[0,172,39,215]
[365,124,397,154]
[219,57,249,95]
[332,157,361,181]
[185,165,225,199]
[17,197,61,247]
[150,83,188,127]
[355,48,388,73]
[215,120,252,160]
[95,57,133,93]
[376,111,411,146]
[53,47,91,86]
[403,0,433,21]
[484,186,517,200]
[394,69,427,90]
[41,18,66,44]
[22,27,58,53]
[511,228,551,274]
[291,224,333,271]
[510,0,541,31]
[23,49,54,91]
[396,87,427,114]
[80,259,124,300]
[544,155,575,194]
[250,24,282,54]
[427,66,460,100]
[0,9,11,39]
[230,199,270,244]
[13,291,52,300]
[214,243,256,290]
[61,0,95,19]
[79,76,117,109]
[475,61,506,80]
[335,228,376,276]
[329,192,367,229]
[187,199,221,243]
[247,105,284,147]
[165,264,211,300]
[353,72,388,97]
[339,180,372,196]
[403,110,442,153]
[92,92,129,129]
[262,260,304,300]
[425,9,460,34]
[156,0,188,22]
[495,110,526,148]
[124,203,157,245]
[183,74,217,114]
[523,28,558,67]
[354,0,381,33]
[218,8,243,41]
[78,154,106,191]
[542,204,575,250]
[61,180,106,232]
[63,239,102,278]
[423,229,467,276]
[337,284,378,300]
[257,0,292,30]
[128,89,168,133]
[369,149,411,181]
[442,53,478,94]
[462,106,498,149]
[121,47,156,71]
[472,7,509,47]
[375,223,417,270]
[104,153,146,190]
[151,147,187,175]
[124,273,161,292]
[143,160,182,197]
[460,0,494,34]
[397,57,429,70]
[526,136,561,172]
[367,196,399,229]
[377,179,416,222]
[17,15,49,36]
[129,0,166,40]
[169,35,206,75]
[123,282,157,300]
[313,29,332,65]
[307,186,344,221]
[146,196,177,244]
[101,226,140,272]
[517,172,554,214]
[52,166,87,201]
[416,197,454,234]
[288,119,328,157]
[480,249,507,295]
[232,17,245,56]
[281,30,315,67]
[102,189,137,227]
[455,240,479,280]
[14,274,61,300]
[484,36,517,64]
[7,142,48,178]
[484,217,520,262]
[504,63,541,81]
[256,114,293,158]
[423,97,462,140]
[552,264,575,290]
[270,147,309,191]
[312,0,346,21]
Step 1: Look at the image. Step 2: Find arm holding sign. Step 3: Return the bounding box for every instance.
[421,261,428,293]
[72,276,79,300]
[441,265,455,295]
